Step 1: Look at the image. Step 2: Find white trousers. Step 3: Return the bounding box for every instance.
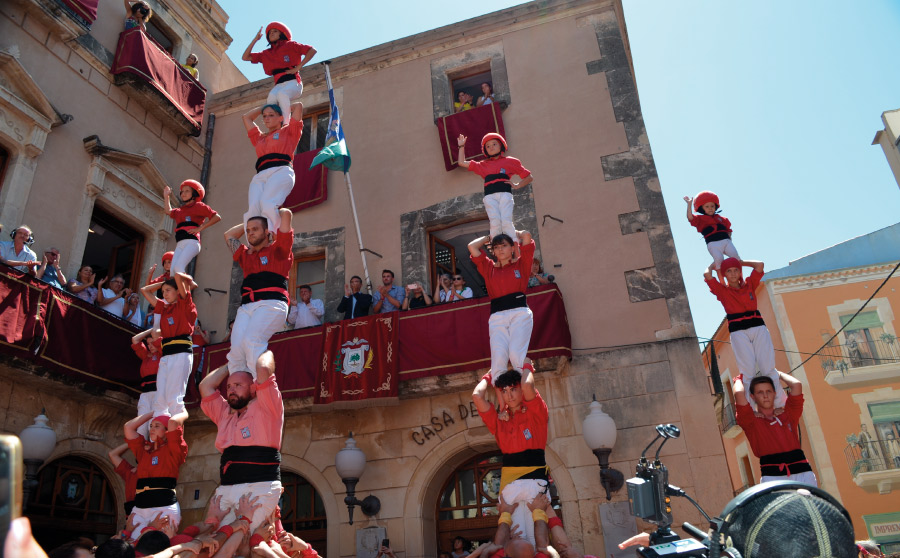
[760,471,817,487]
[152,352,192,417]
[733,325,787,410]
[132,502,181,535]
[228,300,289,379]
[214,480,282,531]
[489,307,533,383]
[484,192,516,240]
[266,80,303,122]
[501,479,548,547]
[245,166,295,232]
[171,239,201,274]
[137,391,154,437]
[706,238,740,270]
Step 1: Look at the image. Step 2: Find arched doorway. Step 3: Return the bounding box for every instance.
[435,451,560,555]
[280,471,328,555]
[26,455,117,550]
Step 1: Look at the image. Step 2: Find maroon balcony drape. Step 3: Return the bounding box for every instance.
[436,102,505,171]
[60,0,99,25]
[284,148,328,213]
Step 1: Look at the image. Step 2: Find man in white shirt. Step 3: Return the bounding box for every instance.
[287,284,324,329]
[0,225,39,274]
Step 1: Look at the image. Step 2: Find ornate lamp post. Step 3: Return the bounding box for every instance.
[581,396,624,500]
[334,432,381,525]
[19,410,57,510]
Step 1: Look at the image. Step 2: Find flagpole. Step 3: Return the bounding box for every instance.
[323,62,373,295]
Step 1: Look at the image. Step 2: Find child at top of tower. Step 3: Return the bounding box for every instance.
[242,22,316,122]
[458,133,534,260]
[684,190,740,276]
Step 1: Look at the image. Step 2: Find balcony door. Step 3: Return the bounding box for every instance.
[82,205,145,292]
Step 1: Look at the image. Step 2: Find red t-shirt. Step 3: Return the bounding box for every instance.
[234,229,294,279]
[150,271,170,284]
[248,118,304,160]
[736,394,804,458]
[472,240,535,299]
[250,40,312,84]
[705,269,763,315]
[467,156,531,188]
[114,459,138,501]
[689,213,732,236]
[170,201,218,244]
[481,390,548,454]
[153,292,197,338]
[126,427,188,480]
[131,342,161,378]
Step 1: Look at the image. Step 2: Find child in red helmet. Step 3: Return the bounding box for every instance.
[684,191,740,276]
[163,179,221,275]
[241,22,316,121]
[457,133,534,256]
[704,258,786,412]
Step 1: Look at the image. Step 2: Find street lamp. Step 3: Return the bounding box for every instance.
[19,410,57,509]
[334,432,381,525]
[582,395,624,500]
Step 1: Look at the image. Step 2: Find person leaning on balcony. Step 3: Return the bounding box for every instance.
[447,273,474,302]
[372,269,405,313]
[454,91,474,113]
[97,274,131,318]
[123,0,152,31]
[401,282,433,310]
[182,53,199,80]
[67,265,98,304]
[733,371,818,487]
[0,224,39,274]
[337,275,372,319]
[35,246,66,289]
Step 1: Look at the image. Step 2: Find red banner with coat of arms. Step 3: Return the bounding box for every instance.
[314,312,398,408]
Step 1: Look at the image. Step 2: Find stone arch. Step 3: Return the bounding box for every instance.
[280,454,341,558]
[402,429,581,558]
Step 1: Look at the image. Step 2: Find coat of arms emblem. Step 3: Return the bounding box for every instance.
[339,337,373,377]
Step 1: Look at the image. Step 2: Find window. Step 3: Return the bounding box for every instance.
[430,42,510,120]
[739,455,755,487]
[289,254,326,303]
[83,205,145,291]
[280,472,327,555]
[841,311,888,367]
[449,63,493,112]
[428,219,489,297]
[296,108,331,154]
[436,452,560,552]
[145,19,175,55]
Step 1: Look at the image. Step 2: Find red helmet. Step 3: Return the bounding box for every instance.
[180,179,205,201]
[720,257,742,278]
[693,191,720,213]
[161,251,174,263]
[481,133,507,158]
[265,22,292,42]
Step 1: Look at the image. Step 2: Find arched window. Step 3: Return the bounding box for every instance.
[280,471,328,555]
[435,451,560,554]
[27,456,117,549]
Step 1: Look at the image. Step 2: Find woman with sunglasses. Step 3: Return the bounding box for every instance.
[123,0,152,31]
[447,273,473,302]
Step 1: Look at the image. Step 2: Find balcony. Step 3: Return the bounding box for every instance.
[820,337,900,386]
[718,401,742,438]
[111,28,206,136]
[845,440,900,494]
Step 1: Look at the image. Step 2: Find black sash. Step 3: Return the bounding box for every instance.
[271,67,297,85]
[241,271,289,305]
[140,374,157,393]
[759,448,812,477]
[255,153,293,173]
[220,445,282,486]
[134,477,177,508]
[484,181,513,196]
[700,223,731,244]
[175,220,199,242]
[490,292,528,314]
[726,310,765,333]
[162,334,192,356]
[502,449,548,481]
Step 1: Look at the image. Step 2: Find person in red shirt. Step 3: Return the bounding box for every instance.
[123,411,189,536]
[107,443,138,516]
[163,179,220,276]
[684,191,740,278]
[241,22,316,122]
[734,371,817,486]
[473,358,548,549]
[146,251,173,329]
[224,208,293,381]
[131,328,162,437]
[241,103,304,233]
[469,230,535,389]
[705,258,786,411]
[199,359,285,530]
[140,272,198,418]
[458,133,534,246]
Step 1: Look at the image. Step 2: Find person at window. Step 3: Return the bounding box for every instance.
[192,318,210,347]
[337,275,372,319]
[434,273,453,303]
[458,133,534,253]
[36,246,66,289]
[287,284,324,329]
[223,209,293,381]
[124,292,144,328]
[476,82,494,107]
[98,274,131,318]
[372,269,405,313]
[0,225,38,274]
[67,265,98,304]
[242,22,316,122]
[130,329,162,438]
[451,536,471,558]
[448,274,473,302]
[454,91,474,113]
[242,103,304,233]
[402,282,433,310]
[528,258,550,288]
[182,53,199,80]
[123,0,152,31]
[123,411,189,537]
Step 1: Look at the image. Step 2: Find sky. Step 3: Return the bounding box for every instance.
[217,0,900,346]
